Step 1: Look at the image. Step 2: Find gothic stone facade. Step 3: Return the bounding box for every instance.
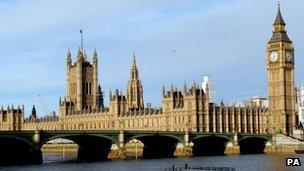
[0,6,296,136]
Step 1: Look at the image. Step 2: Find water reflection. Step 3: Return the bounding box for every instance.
[1,153,303,171]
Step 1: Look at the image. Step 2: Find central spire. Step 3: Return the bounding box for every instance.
[131,52,138,80]
[132,51,137,69]
[127,52,144,110]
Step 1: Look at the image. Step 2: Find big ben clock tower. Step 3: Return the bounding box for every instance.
[267,4,296,136]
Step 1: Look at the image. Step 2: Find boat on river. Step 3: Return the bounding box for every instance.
[295,145,304,154]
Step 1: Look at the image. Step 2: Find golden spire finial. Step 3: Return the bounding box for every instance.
[132,51,136,67]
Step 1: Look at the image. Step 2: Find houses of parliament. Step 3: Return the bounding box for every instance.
[0,5,299,137]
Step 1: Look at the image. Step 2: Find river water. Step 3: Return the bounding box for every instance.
[0,154,303,171]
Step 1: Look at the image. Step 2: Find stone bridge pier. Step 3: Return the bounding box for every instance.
[223,133,240,155]
[31,130,43,164]
[180,131,193,156]
[117,131,127,159]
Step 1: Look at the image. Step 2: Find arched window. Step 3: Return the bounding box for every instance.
[89,82,91,94]
[86,83,88,94]
[82,83,85,94]
[132,88,136,100]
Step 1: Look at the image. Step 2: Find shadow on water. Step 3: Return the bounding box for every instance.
[1,154,304,171]
[239,138,266,154]
[192,136,229,156]
[0,137,41,166]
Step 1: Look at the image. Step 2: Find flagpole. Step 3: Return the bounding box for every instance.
[80,29,83,51]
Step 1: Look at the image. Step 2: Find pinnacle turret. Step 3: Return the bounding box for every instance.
[67,48,71,58]
[67,48,72,64]
[183,81,187,93]
[77,46,84,61]
[93,48,98,60]
[31,105,37,119]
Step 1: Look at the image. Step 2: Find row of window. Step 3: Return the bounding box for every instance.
[70,82,93,95]
[83,82,92,95]
[210,114,267,133]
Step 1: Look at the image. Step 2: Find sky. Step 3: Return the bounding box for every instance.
[0,0,303,117]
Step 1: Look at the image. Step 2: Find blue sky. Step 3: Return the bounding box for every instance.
[0,0,303,117]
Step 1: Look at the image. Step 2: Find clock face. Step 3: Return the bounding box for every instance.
[269,51,279,62]
[286,51,294,62]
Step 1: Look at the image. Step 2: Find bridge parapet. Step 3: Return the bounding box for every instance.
[189,132,235,142]
[237,133,272,142]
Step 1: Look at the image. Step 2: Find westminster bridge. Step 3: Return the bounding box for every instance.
[0,130,272,165]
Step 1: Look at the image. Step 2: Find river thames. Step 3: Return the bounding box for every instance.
[0,154,303,171]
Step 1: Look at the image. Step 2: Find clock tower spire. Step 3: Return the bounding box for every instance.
[267,4,295,135]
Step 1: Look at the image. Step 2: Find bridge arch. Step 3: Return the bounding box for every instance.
[191,134,233,142]
[238,136,270,154]
[41,137,78,161]
[41,134,117,161]
[191,135,232,156]
[40,133,117,147]
[124,139,144,159]
[0,135,34,148]
[0,136,39,165]
[126,134,182,158]
[126,133,183,143]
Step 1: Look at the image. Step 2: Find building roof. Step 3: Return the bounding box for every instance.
[268,4,292,43]
[273,4,286,26]
[268,31,292,43]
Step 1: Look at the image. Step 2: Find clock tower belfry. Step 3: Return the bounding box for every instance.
[267,4,295,135]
